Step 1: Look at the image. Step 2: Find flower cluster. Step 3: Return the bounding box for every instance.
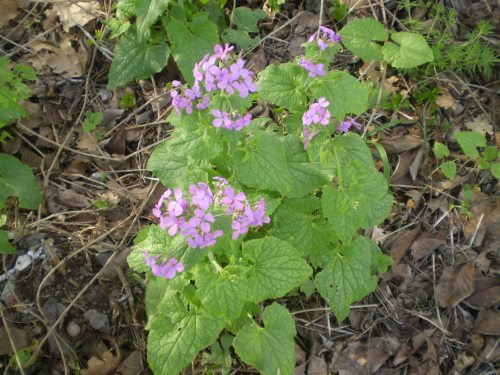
[152,178,270,249]
[308,26,341,50]
[302,97,331,148]
[144,252,184,279]
[299,58,325,77]
[338,117,362,133]
[170,44,256,131]
[212,109,252,130]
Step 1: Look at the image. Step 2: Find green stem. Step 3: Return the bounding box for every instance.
[208,250,224,273]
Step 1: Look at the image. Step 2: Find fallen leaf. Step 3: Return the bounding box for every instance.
[81,349,121,375]
[409,147,424,181]
[393,343,410,366]
[116,351,144,375]
[380,135,423,154]
[410,232,446,260]
[307,356,327,375]
[0,0,29,28]
[57,189,89,208]
[359,61,382,85]
[392,148,422,182]
[390,226,421,263]
[465,114,494,135]
[0,327,30,355]
[435,262,475,308]
[473,310,500,336]
[464,196,500,246]
[435,93,458,110]
[334,337,398,375]
[465,278,500,309]
[49,1,100,32]
[105,128,126,155]
[384,75,399,94]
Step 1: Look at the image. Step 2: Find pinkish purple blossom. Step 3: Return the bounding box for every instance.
[212,110,252,131]
[307,26,341,50]
[338,117,362,133]
[144,253,184,279]
[299,58,325,77]
[302,97,331,148]
[152,178,270,250]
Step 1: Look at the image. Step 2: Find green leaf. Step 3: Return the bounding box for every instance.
[284,136,329,198]
[195,265,250,321]
[167,13,219,85]
[440,160,457,180]
[269,197,332,267]
[233,303,296,375]
[258,63,308,110]
[136,0,169,39]
[148,307,224,375]
[455,131,487,159]
[321,160,392,241]
[82,111,103,132]
[311,70,370,120]
[242,237,312,302]
[108,27,170,89]
[222,29,256,49]
[231,7,266,32]
[234,131,292,194]
[0,229,15,254]
[381,32,434,69]
[339,18,388,61]
[491,163,500,179]
[433,142,450,159]
[116,0,136,19]
[483,146,498,162]
[128,225,206,273]
[0,153,42,210]
[147,140,210,189]
[314,236,378,322]
[167,127,223,161]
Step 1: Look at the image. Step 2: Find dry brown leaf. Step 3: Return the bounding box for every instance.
[57,189,89,208]
[435,93,458,110]
[359,61,382,85]
[384,76,399,94]
[390,226,421,263]
[105,128,126,155]
[77,131,101,153]
[410,232,446,260]
[435,262,475,308]
[380,135,423,154]
[30,35,88,77]
[334,337,397,375]
[465,277,500,309]
[472,310,500,336]
[0,0,29,28]
[81,349,121,375]
[464,196,500,246]
[49,1,99,32]
[409,147,424,181]
[465,114,494,135]
[116,351,144,375]
[392,148,421,182]
[0,327,30,355]
[307,356,327,375]
[393,343,411,366]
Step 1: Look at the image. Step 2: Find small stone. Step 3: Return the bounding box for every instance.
[83,309,110,334]
[66,321,81,337]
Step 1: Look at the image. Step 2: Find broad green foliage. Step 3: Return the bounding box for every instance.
[311,71,371,120]
[257,63,308,110]
[433,132,498,180]
[314,236,379,322]
[455,131,487,159]
[223,7,266,49]
[124,13,437,375]
[339,18,388,61]
[233,303,296,375]
[108,27,170,89]
[0,154,42,211]
[381,32,434,68]
[136,0,169,40]
[0,58,35,133]
[166,13,219,84]
[0,230,15,254]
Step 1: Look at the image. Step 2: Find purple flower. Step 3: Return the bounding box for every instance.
[338,117,362,133]
[307,26,341,50]
[189,183,213,210]
[301,97,331,148]
[144,253,184,279]
[211,110,252,131]
[221,187,246,213]
[299,58,325,77]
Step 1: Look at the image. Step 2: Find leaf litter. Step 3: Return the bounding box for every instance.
[1,0,499,374]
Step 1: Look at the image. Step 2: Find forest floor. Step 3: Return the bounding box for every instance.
[0,0,498,374]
